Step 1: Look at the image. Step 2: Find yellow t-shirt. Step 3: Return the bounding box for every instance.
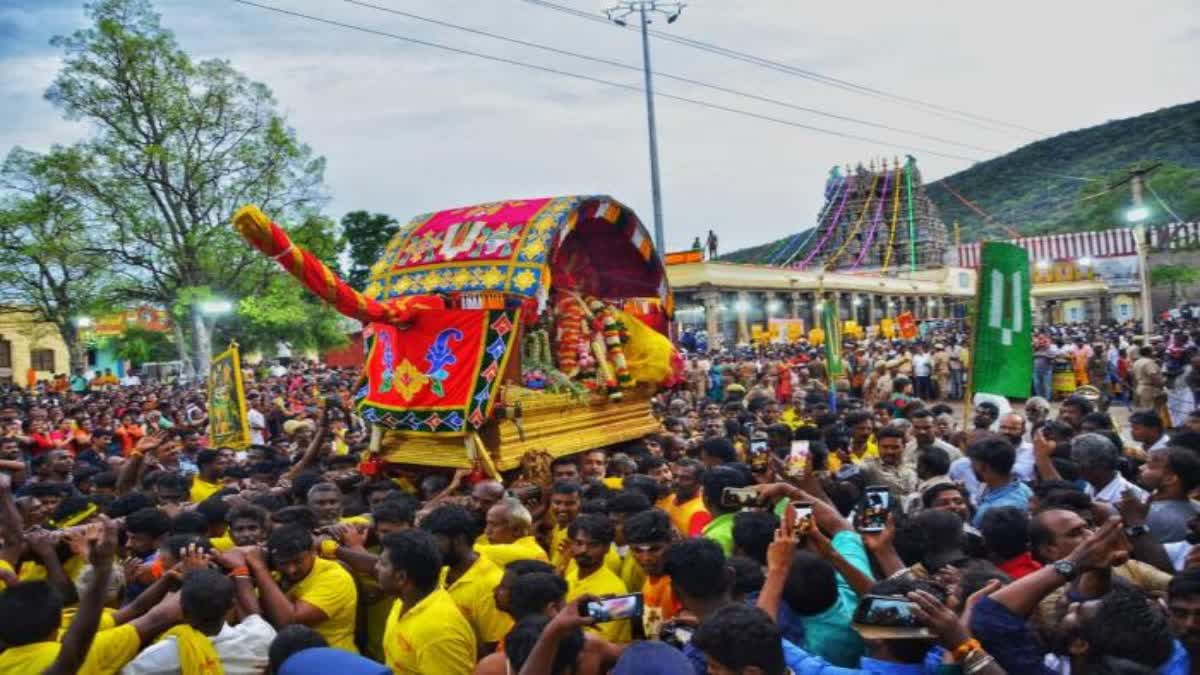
[781,408,815,431]
[565,564,631,644]
[611,549,646,595]
[0,559,13,591]
[441,556,512,646]
[209,535,235,551]
[475,535,549,568]
[189,476,222,504]
[826,436,879,472]
[0,624,140,675]
[288,557,359,653]
[383,588,477,675]
[550,525,569,568]
[19,555,86,583]
[665,495,708,536]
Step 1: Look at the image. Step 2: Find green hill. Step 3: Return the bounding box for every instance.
[722,100,1200,262]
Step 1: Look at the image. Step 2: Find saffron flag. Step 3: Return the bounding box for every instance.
[820,300,843,380]
[971,242,1033,398]
[897,312,918,340]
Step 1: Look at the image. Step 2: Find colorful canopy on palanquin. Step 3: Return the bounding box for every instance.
[361,196,672,314]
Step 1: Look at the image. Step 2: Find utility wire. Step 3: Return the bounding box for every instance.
[1146,181,1185,222]
[231,0,982,162]
[519,0,1046,136]
[343,0,1000,154]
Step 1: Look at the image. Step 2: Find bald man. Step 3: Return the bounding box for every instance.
[998,412,1035,481]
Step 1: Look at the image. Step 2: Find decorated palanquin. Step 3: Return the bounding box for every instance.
[232,196,678,477]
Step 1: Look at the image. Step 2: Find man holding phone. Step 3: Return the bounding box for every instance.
[565,514,631,644]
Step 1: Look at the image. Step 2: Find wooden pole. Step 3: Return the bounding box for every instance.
[962,246,983,429]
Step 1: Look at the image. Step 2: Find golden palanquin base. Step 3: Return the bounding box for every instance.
[377,385,660,471]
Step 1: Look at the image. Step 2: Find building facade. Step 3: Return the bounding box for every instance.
[0,311,71,386]
[668,262,976,346]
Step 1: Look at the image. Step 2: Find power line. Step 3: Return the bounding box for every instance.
[1146,180,1185,222]
[520,0,1046,137]
[342,0,1001,154]
[230,0,983,162]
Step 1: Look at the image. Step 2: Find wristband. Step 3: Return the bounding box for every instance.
[227,566,250,577]
[951,638,981,661]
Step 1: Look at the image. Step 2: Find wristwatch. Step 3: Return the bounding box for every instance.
[1052,559,1079,581]
[1124,524,1150,538]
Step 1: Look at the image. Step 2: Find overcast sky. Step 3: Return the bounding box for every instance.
[2,0,1197,254]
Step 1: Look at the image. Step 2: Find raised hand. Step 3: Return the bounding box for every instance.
[89,517,119,567]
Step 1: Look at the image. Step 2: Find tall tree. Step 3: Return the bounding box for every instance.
[341,210,399,289]
[0,148,109,371]
[39,0,326,376]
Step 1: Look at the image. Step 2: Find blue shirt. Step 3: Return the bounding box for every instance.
[972,595,1191,675]
[686,638,926,675]
[972,479,1032,528]
[798,530,872,667]
[746,591,806,648]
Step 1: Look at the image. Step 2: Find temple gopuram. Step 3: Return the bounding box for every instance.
[792,156,950,272]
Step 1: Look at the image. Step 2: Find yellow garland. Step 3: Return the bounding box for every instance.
[881,165,903,273]
[826,170,882,267]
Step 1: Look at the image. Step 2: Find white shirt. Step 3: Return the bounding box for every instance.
[1165,541,1193,571]
[248,408,266,445]
[269,365,287,378]
[1012,441,1036,482]
[121,614,276,675]
[1086,473,1149,504]
[121,374,142,386]
[948,457,983,504]
[913,354,932,377]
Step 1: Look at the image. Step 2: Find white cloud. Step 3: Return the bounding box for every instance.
[1,0,1196,254]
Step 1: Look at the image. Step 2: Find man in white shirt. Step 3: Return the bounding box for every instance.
[1130,410,1170,456]
[911,344,934,401]
[1071,432,1148,504]
[997,412,1036,481]
[246,392,267,446]
[120,370,142,387]
[122,565,275,675]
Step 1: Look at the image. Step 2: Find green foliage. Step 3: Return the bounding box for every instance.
[0,148,113,367]
[341,211,399,289]
[928,101,1200,241]
[111,326,176,365]
[220,276,347,355]
[1,0,336,370]
[1150,264,1200,287]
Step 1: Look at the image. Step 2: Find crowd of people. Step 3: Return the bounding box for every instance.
[0,318,1199,674]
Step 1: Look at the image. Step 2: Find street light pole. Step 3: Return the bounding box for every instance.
[605,1,685,254]
[1128,172,1154,335]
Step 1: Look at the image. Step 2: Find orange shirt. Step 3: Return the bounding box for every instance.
[641,574,681,639]
[115,424,145,456]
[665,494,708,536]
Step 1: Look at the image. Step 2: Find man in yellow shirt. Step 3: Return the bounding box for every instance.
[826,410,879,472]
[188,449,228,504]
[421,504,512,656]
[477,498,548,567]
[665,459,709,536]
[564,513,631,643]
[378,529,477,674]
[549,481,582,568]
[247,524,359,652]
[0,518,176,675]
